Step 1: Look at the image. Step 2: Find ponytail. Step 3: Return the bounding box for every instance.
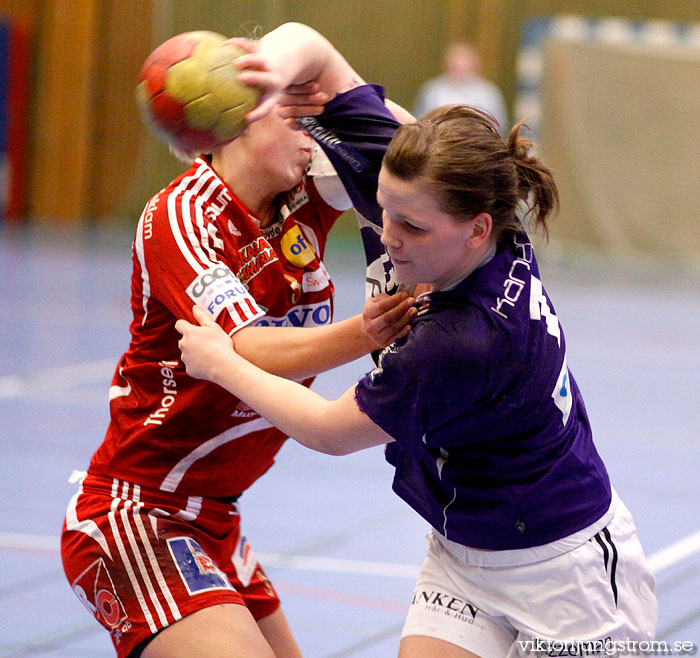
[384,105,559,241]
[507,120,559,239]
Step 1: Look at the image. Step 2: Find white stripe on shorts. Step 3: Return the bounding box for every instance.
[108,498,158,634]
[132,504,181,620]
[120,500,169,627]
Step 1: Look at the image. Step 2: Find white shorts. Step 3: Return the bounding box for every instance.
[401,497,658,657]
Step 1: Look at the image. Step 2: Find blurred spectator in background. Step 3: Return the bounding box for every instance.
[414,41,508,134]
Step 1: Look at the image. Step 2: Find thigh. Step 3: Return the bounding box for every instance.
[257,607,303,658]
[400,635,483,658]
[142,603,275,658]
[401,533,517,658]
[215,532,281,622]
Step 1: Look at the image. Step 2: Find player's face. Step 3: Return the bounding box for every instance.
[245,111,313,191]
[377,167,477,291]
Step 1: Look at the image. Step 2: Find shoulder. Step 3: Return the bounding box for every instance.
[384,301,495,378]
[152,159,236,231]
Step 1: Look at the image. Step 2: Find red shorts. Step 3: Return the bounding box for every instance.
[61,473,280,658]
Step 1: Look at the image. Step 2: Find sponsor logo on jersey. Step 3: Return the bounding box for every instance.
[237,237,278,284]
[227,219,242,237]
[285,182,310,214]
[231,409,258,419]
[231,400,257,419]
[411,589,479,624]
[167,537,235,595]
[187,265,252,320]
[491,234,534,320]
[142,196,159,240]
[260,220,284,241]
[254,299,331,327]
[144,361,179,427]
[206,222,224,250]
[302,264,330,293]
[72,558,130,635]
[203,188,232,222]
[280,225,316,268]
[552,356,572,425]
[109,366,132,401]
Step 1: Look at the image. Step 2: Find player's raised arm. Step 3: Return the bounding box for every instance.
[236,22,365,124]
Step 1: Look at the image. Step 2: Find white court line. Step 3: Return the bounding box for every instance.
[256,552,419,579]
[0,358,117,398]
[645,528,700,575]
[1,528,699,578]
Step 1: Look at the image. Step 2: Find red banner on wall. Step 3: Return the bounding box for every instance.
[0,16,31,221]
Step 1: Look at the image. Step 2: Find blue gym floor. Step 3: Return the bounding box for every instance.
[1,221,698,656]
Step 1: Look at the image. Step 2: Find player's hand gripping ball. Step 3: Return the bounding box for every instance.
[136,31,260,153]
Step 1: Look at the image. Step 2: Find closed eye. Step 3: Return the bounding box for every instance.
[401,220,427,233]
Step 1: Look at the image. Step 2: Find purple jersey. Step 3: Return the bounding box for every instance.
[313,85,612,550]
[356,234,611,549]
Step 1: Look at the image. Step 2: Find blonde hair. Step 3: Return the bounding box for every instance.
[169,142,206,164]
[383,105,559,240]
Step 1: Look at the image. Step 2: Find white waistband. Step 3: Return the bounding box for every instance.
[434,489,619,568]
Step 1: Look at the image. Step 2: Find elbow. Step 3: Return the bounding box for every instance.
[273,22,327,49]
[305,434,356,457]
[322,443,355,457]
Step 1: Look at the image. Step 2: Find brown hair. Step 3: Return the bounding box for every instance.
[383,105,559,240]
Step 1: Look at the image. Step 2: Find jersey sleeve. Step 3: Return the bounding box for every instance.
[300,84,402,298]
[307,146,352,212]
[137,187,264,336]
[299,84,399,229]
[354,316,491,448]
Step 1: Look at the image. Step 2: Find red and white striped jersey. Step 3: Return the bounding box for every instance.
[88,156,346,497]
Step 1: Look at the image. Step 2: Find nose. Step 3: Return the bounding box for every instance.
[380,212,401,249]
[299,128,313,148]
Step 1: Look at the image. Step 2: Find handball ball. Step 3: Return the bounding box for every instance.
[136,31,260,153]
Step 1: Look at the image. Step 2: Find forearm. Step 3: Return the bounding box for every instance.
[209,353,388,455]
[176,306,396,453]
[257,23,361,93]
[384,98,415,125]
[233,314,375,380]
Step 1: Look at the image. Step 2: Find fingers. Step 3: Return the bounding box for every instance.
[231,52,285,124]
[277,91,329,107]
[192,305,216,326]
[381,303,418,343]
[245,96,279,124]
[175,307,212,338]
[277,103,326,120]
[365,292,414,320]
[363,292,418,347]
[174,318,191,335]
[232,51,268,73]
[225,38,255,54]
[284,81,321,95]
[232,52,329,125]
[277,84,329,119]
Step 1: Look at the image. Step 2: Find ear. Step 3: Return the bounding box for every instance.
[466,212,492,247]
